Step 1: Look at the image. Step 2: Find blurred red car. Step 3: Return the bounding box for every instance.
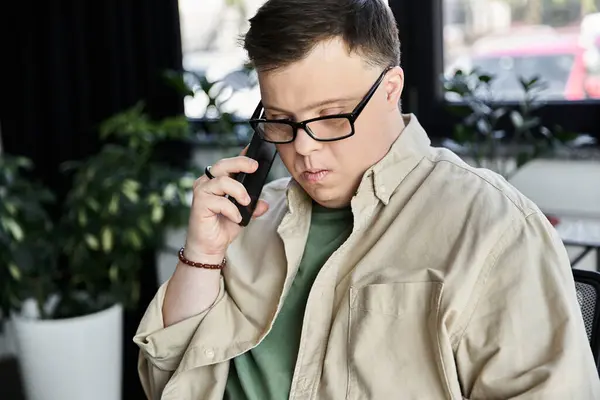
[465,32,600,100]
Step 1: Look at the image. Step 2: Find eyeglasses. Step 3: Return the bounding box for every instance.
[248,65,395,144]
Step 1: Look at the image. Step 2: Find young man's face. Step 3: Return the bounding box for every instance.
[257,38,405,208]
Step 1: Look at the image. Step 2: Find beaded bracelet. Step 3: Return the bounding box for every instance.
[178,247,226,270]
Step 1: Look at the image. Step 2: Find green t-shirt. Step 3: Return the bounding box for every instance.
[224,202,353,400]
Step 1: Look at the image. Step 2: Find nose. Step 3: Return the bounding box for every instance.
[293,127,321,156]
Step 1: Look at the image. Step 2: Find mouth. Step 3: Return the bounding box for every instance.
[302,169,330,183]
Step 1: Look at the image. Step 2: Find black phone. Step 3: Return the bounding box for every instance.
[230,133,278,226]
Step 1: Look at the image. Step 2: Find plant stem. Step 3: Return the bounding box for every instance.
[35,279,47,319]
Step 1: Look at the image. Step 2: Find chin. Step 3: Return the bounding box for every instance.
[306,186,352,208]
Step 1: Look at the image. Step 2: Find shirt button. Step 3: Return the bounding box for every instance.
[204,348,215,358]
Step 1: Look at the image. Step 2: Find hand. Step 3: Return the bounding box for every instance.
[183,149,270,262]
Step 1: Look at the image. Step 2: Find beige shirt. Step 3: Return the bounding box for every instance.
[134,114,600,400]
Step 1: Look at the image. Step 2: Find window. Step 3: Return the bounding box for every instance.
[390,0,600,140]
[178,0,265,119]
[443,1,600,102]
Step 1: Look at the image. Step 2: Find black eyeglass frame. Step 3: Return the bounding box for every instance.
[248,65,395,144]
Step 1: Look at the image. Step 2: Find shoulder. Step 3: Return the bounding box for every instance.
[399,146,556,259]
[424,147,541,221]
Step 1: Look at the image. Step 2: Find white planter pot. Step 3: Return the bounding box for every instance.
[11,303,123,400]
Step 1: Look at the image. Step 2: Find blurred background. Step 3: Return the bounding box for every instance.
[0,0,599,399]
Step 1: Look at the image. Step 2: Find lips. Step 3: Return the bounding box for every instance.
[302,169,329,183]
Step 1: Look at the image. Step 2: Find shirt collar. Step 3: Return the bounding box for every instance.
[366,113,432,204]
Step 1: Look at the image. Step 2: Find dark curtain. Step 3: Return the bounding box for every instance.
[1,1,183,398]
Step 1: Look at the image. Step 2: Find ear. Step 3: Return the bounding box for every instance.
[384,66,404,110]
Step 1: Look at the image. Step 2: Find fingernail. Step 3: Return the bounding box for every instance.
[245,195,251,204]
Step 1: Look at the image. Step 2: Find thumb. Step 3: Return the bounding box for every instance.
[251,200,269,219]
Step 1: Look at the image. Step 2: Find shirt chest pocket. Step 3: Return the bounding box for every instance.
[347,282,449,400]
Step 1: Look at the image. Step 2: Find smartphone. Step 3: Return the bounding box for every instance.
[230,133,278,226]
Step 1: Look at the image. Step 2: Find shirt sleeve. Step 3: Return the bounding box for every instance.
[454,211,600,399]
[133,277,226,399]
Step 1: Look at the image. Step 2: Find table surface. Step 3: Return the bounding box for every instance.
[554,215,600,247]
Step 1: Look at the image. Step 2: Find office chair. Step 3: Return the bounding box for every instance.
[573,268,600,372]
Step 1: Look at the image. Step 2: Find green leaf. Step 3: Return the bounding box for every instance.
[479,74,493,84]
[127,230,143,250]
[122,188,139,203]
[122,180,140,203]
[78,210,88,227]
[510,111,524,129]
[476,119,492,135]
[151,204,164,223]
[85,234,100,250]
[86,198,101,212]
[163,184,177,201]
[148,193,161,206]
[491,107,507,120]
[453,124,474,144]
[5,202,17,215]
[8,263,21,281]
[101,227,114,253]
[108,195,120,215]
[109,263,119,282]
[522,117,541,131]
[4,218,24,241]
[123,179,141,192]
[179,176,196,189]
[527,76,540,88]
[15,157,33,169]
[553,125,580,143]
[139,219,153,236]
[162,69,195,97]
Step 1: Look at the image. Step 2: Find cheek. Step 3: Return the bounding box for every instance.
[275,144,296,169]
[341,123,386,167]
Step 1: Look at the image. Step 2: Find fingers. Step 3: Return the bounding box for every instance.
[194,156,257,190]
[200,176,250,207]
[251,199,270,219]
[203,195,243,224]
[210,156,257,178]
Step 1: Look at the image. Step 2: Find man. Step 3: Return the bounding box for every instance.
[134,0,600,399]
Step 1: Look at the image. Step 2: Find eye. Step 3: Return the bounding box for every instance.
[266,113,291,121]
[320,108,345,117]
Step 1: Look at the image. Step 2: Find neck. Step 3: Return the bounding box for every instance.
[392,109,406,137]
[384,109,406,147]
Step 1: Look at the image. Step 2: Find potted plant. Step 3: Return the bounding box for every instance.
[0,153,56,328]
[441,68,594,180]
[95,101,202,285]
[4,103,199,400]
[0,153,64,400]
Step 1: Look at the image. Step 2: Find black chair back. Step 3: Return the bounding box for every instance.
[573,268,600,372]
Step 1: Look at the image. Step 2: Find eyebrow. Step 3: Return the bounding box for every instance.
[262,96,358,115]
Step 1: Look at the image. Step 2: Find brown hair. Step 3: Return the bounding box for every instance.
[242,0,401,72]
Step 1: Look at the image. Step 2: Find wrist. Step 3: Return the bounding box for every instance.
[180,246,226,267]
